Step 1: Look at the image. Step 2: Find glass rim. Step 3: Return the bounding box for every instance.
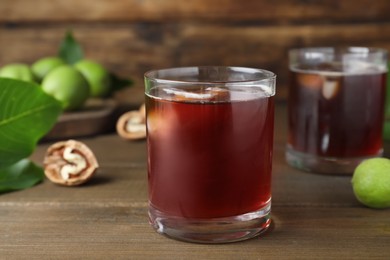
[144,66,276,85]
[289,46,388,55]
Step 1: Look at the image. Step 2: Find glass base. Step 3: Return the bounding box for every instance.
[286,145,383,175]
[148,201,271,244]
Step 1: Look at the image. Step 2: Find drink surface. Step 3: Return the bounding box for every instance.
[288,63,386,157]
[146,86,274,218]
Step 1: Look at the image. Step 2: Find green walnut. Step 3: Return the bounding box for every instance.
[352,158,390,209]
[74,59,111,98]
[41,65,90,111]
[0,63,36,83]
[32,56,66,82]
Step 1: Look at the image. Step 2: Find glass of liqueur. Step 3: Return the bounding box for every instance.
[287,47,388,174]
[144,67,276,243]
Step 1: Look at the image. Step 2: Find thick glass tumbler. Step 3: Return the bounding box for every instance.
[144,66,276,243]
[287,47,388,174]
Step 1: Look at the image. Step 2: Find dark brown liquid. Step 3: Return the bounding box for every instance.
[146,87,274,218]
[288,66,386,157]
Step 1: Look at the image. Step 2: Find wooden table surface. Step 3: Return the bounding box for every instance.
[1,102,389,259]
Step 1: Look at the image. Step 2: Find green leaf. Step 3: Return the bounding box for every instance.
[384,120,390,141]
[386,61,390,116]
[0,78,62,169]
[0,159,44,193]
[109,73,133,95]
[384,61,390,140]
[58,30,84,65]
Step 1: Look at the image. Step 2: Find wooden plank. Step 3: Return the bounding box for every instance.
[20,105,356,208]
[0,0,390,23]
[0,204,389,259]
[1,23,390,100]
[1,103,390,259]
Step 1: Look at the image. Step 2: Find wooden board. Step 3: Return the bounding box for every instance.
[0,103,387,259]
[44,98,118,140]
[1,0,390,22]
[1,23,390,101]
[0,1,390,101]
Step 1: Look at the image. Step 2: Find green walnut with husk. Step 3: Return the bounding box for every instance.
[31,56,66,82]
[352,158,390,209]
[0,31,133,112]
[41,65,90,111]
[0,63,36,83]
[75,59,112,98]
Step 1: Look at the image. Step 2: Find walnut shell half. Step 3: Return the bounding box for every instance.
[43,140,99,186]
[116,107,146,140]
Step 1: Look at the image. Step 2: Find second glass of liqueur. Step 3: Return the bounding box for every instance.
[287,47,388,174]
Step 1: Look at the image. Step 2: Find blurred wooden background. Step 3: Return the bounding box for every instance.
[1,0,390,103]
